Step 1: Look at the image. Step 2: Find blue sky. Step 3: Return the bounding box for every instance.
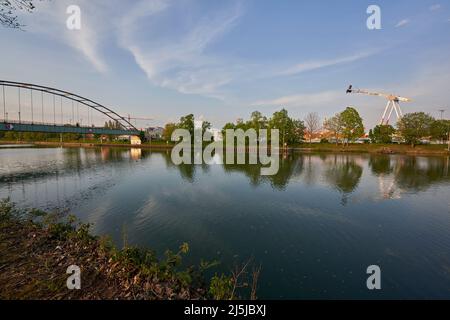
[1,0,449,129]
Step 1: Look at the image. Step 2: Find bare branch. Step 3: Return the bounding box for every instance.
[250,264,261,300]
[0,0,41,29]
[304,112,321,143]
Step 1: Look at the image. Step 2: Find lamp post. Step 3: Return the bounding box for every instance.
[447,124,450,152]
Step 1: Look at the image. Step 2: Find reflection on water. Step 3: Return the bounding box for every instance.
[1,147,450,299]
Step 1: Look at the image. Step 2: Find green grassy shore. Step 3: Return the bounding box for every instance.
[0,200,257,300]
[1,140,449,155]
[290,143,450,155]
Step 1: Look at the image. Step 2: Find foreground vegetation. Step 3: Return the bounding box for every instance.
[0,199,259,300]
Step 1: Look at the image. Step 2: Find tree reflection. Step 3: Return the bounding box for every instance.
[394,156,450,191]
[324,155,363,204]
[369,155,393,176]
[151,150,450,195]
[222,152,304,190]
[161,151,213,183]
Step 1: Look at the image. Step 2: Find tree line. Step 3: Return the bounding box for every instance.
[162,114,212,142]
[159,108,450,148]
[367,113,450,147]
[221,109,306,146]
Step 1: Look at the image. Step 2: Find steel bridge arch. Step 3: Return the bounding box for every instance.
[0,80,139,132]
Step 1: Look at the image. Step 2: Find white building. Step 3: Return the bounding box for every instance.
[209,128,223,141]
[117,135,141,145]
[145,127,164,140]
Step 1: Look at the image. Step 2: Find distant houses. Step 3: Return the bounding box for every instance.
[116,135,142,145]
[144,127,164,141]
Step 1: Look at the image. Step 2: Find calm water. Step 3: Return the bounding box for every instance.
[1,147,450,299]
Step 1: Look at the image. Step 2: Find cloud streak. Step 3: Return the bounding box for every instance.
[251,90,343,108]
[430,4,441,11]
[277,51,375,76]
[22,0,111,73]
[118,0,243,98]
[395,19,409,28]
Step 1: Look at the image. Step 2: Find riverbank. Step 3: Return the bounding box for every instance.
[291,143,450,155]
[0,140,174,150]
[1,140,449,155]
[0,200,245,300]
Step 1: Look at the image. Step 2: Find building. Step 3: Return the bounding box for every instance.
[144,127,164,141]
[130,136,142,145]
[116,135,142,145]
[209,128,223,141]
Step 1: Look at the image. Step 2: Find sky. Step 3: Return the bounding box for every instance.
[1,0,450,130]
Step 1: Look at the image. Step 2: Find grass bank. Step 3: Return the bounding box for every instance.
[0,199,258,300]
[0,140,174,149]
[2,140,449,155]
[291,143,450,155]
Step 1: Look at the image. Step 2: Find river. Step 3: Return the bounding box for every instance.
[1,146,449,299]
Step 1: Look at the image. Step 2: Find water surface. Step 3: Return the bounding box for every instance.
[1,147,449,299]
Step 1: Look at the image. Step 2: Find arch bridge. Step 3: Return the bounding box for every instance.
[0,80,140,136]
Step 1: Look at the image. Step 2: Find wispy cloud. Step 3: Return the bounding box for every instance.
[118,0,243,98]
[68,19,108,73]
[251,90,343,108]
[430,4,441,11]
[277,51,375,76]
[22,0,111,73]
[395,19,410,28]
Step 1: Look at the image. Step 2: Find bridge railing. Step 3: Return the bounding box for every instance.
[1,80,140,132]
[1,118,124,130]
[0,119,141,136]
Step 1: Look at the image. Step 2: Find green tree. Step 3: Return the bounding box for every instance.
[222,122,236,132]
[430,120,450,143]
[371,125,396,144]
[221,122,236,143]
[268,109,304,146]
[291,119,306,144]
[202,121,212,136]
[323,113,344,145]
[163,122,177,142]
[397,112,434,147]
[178,114,195,137]
[368,129,374,143]
[248,111,267,131]
[340,107,364,145]
[139,131,147,143]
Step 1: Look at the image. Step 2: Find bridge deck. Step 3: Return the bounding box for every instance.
[0,121,140,136]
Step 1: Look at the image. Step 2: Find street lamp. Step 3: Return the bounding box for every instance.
[447,122,450,152]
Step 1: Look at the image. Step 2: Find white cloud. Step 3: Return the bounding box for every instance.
[430,4,441,11]
[251,90,343,108]
[118,0,243,98]
[68,21,108,73]
[21,0,112,73]
[278,51,375,76]
[395,19,410,28]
